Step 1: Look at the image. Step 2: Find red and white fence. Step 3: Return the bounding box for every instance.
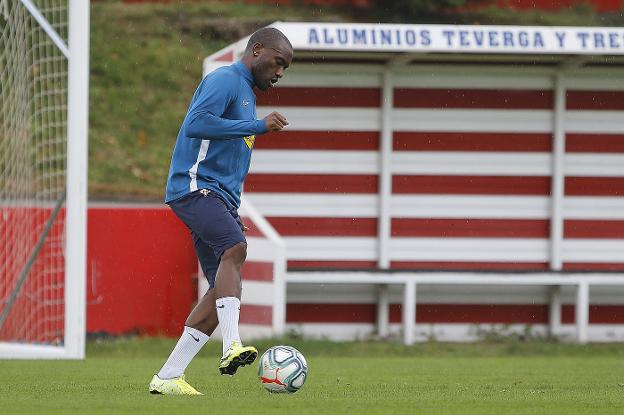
[241,62,624,342]
[247,64,624,271]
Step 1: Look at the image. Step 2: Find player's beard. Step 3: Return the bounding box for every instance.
[251,61,274,91]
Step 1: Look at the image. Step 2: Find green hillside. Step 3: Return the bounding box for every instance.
[89,1,342,201]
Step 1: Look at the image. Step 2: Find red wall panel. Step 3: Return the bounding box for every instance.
[87,206,197,336]
[286,303,624,324]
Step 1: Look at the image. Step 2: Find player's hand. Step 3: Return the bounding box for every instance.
[264,111,289,131]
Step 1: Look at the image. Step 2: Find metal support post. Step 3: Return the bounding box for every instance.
[377,67,393,268]
[64,0,90,359]
[575,281,589,344]
[549,285,562,338]
[550,71,566,270]
[402,281,416,345]
[376,284,390,338]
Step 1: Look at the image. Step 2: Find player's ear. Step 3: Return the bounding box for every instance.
[252,42,264,57]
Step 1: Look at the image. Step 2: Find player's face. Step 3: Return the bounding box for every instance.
[252,41,293,91]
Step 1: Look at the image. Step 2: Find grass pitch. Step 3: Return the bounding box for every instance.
[1,338,623,415]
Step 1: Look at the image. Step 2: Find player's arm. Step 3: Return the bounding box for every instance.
[190,111,288,136]
[185,71,274,140]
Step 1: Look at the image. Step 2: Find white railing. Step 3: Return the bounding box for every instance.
[240,196,287,334]
[285,271,624,345]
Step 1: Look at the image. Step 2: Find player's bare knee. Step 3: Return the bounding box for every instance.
[222,242,247,266]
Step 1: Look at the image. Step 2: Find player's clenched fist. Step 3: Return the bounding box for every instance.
[264,111,289,131]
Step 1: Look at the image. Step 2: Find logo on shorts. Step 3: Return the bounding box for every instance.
[243,135,255,149]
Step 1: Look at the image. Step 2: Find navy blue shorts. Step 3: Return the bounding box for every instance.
[169,189,246,289]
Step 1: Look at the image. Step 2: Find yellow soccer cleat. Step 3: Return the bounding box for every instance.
[148,374,203,395]
[219,341,258,376]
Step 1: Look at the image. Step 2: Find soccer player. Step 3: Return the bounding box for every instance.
[149,27,293,395]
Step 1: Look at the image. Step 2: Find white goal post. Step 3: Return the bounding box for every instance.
[0,0,89,359]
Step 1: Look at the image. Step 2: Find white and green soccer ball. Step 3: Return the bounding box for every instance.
[258,345,308,393]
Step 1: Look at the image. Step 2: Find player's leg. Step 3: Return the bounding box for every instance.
[170,189,257,375]
[182,236,256,377]
[155,236,219,379]
[149,234,219,395]
[150,293,216,394]
[214,242,245,299]
[185,232,220,334]
[214,241,245,346]
[213,241,258,375]
[212,212,258,375]
[185,288,218,334]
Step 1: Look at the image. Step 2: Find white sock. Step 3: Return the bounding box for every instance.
[216,296,241,355]
[157,326,209,379]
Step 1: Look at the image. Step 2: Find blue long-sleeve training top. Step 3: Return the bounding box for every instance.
[165,61,268,208]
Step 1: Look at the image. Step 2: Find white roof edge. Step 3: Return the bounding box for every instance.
[204,21,624,72]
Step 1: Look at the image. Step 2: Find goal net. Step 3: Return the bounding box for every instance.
[0,0,89,359]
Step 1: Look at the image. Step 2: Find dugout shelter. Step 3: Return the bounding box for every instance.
[203,22,624,344]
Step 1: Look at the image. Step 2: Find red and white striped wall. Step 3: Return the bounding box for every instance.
[247,63,624,271]
[246,63,624,341]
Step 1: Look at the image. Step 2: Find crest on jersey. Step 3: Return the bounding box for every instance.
[243,135,256,149]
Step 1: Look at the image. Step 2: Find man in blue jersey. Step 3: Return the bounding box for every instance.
[149,27,293,395]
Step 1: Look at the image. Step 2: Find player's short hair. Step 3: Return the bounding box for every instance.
[245,27,292,52]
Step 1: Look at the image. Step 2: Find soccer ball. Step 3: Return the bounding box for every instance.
[258,345,308,393]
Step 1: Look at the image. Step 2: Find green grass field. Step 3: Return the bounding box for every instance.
[1,338,623,414]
